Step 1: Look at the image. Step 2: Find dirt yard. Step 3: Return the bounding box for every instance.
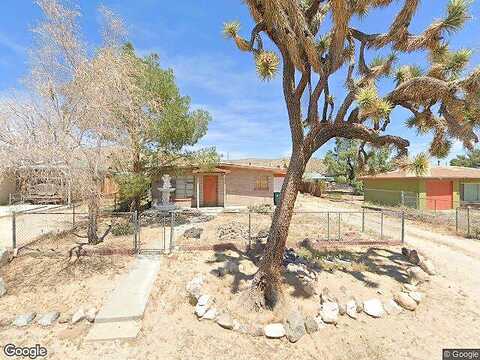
[1,196,479,359]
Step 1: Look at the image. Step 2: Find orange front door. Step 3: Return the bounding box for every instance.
[203,176,218,207]
[426,180,453,210]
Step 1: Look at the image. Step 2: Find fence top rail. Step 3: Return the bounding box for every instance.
[14,210,135,216]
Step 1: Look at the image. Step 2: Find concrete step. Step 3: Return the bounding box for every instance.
[85,320,141,342]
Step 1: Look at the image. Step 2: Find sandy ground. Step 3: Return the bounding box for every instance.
[1,196,479,359]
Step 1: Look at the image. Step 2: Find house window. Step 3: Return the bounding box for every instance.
[462,183,480,202]
[255,176,269,191]
[174,176,194,198]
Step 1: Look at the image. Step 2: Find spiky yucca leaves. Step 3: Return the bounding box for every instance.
[395,65,423,86]
[430,131,452,158]
[255,51,280,81]
[356,86,392,123]
[443,0,472,34]
[316,33,331,55]
[397,152,431,176]
[223,21,240,38]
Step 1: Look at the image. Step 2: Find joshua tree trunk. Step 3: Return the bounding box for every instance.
[250,149,308,308]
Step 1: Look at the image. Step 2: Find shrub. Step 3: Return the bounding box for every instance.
[111,221,136,236]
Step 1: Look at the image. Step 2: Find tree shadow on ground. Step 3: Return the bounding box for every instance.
[207,240,322,300]
[299,240,411,288]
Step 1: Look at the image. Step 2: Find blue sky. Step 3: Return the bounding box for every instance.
[1,1,479,162]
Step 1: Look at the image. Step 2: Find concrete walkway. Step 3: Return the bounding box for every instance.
[85,255,160,342]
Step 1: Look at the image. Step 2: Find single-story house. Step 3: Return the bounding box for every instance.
[360,166,480,210]
[151,162,286,208]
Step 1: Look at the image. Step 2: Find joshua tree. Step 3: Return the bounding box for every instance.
[224,0,480,308]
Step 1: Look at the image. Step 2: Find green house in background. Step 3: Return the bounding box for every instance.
[360,166,480,210]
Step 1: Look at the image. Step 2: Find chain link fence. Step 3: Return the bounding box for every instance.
[3,205,139,254]
[172,209,406,251]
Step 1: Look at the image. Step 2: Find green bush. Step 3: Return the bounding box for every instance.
[111,221,136,236]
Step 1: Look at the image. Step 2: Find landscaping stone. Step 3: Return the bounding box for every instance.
[314,316,327,329]
[264,323,286,338]
[320,301,339,324]
[320,287,335,304]
[85,307,97,323]
[37,312,60,326]
[71,308,86,324]
[239,260,257,276]
[419,260,436,275]
[408,291,423,304]
[285,310,305,343]
[0,277,6,297]
[346,300,358,319]
[402,284,417,292]
[0,248,9,267]
[195,303,209,318]
[197,295,211,307]
[408,266,428,285]
[183,227,203,239]
[394,292,418,311]
[355,299,364,313]
[14,313,36,327]
[249,324,264,337]
[58,313,70,324]
[216,313,234,330]
[384,299,403,315]
[202,308,217,321]
[304,316,319,334]
[338,303,346,316]
[363,299,385,318]
[186,274,204,302]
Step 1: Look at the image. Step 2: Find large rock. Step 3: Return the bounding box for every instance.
[285,310,305,343]
[264,323,286,338]
[0,278,6,297]
[85,307,97,323]
[304,316,319,334]
[0,248,9,267]
[363,299,385,318]
[320,301,339,324]
[408,267,428,285]
[14,313,36,327]
[419,259,436,275]
[402,283,417,292]
[239,260,257,276]
[37,312,60,326]
[71,308,86,324]
[195,303,209,318]
[346,300,358,319]
[408,291,423,304]
[202,308,217,320]
[197,295,212,307]
[216,313,234,330]
[384,299,403,315]
[394,292,418,311]
[186,274,204,302]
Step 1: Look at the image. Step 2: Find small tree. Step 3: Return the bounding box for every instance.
[111,45,214,211]
[450,148,480,168]
[224,0,480,308]
[324,138,394,193]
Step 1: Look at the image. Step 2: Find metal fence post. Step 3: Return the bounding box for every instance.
[12,211,17,249]
[170,211,175,251]
[401,211,405,244]
[327,212,330,240]
[467,206,471,237]
[401,191,405,206]
[380,211,384,239]
[361,208,365,232]
[248,211,252,249]
[72,203,76,229]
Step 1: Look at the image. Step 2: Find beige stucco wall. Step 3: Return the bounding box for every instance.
[225,168,274,206]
